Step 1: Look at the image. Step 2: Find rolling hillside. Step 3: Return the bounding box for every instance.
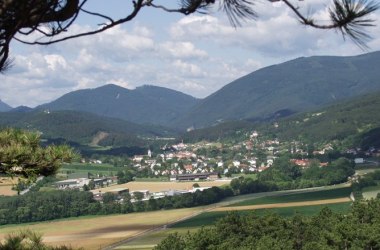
[260,91,380,148]
[182,91,380,149]
[0,110,178,147]
[174,51,380,129]
[37,84,199,126]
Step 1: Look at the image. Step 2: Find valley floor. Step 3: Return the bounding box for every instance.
[0,183,351,250]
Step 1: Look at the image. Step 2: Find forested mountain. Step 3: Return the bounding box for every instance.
[37,84,199,126]
[10,105,33,112]
[182,91,380,149]
[174,51,380,129]
[261,91,380,148]
[0,110,177,146]
[0,99,11,112]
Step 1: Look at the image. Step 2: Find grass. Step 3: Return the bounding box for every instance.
[355,168,380,175]
[61,163,121,171]
[228,187,352,207]
[172,202,352,229]
[134,177,170,182]
[362,185,380,199]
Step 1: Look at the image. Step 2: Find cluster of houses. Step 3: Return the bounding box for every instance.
[51,127,380,204]
[129,128,380,176]
[128,132,283,177]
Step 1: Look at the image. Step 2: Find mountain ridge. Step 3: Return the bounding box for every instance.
[173,51,380,128]
[0,99,12,112]
[0,110,178,147]
[37,84,200,127]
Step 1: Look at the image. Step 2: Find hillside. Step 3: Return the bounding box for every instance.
[37,84,199,126]
[174,51,380,129]
[260,91,380,148]
[182,91,380,149]
[0,100,11,112]
[0,110,178,147]
[182,120,255,143]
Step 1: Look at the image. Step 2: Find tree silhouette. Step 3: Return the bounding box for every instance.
[0,128,76,179]
[0,0,379,72]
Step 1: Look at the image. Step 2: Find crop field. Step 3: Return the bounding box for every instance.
[116,185,352,249]
[0,207,203,250]
[362,185,380,199]
[227,186,352,207]
[215,197,351,211]
[92,180,231,193]
[0,184,351,250]
[0,177,17,196]
[172,202,352,229]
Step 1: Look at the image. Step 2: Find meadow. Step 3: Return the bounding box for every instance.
[227,186,352,206]
[171,202,352,228]
[60,163,121,175]
[362,185,380,199]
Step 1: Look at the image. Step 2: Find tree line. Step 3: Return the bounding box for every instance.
[0,186,233,225]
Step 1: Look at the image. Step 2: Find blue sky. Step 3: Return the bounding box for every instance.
[2,0,380,107]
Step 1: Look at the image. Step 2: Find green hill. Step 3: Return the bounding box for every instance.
[0,110,178,147]
[260,91,380,148]
[182,91,380,149]
[174,51,380,129]
[37,84,199,127]
[182,120,255,142]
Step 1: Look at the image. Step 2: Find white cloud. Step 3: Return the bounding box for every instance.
[2,1,380,107]
[169,2,380,58]
[45,54,68,71]
[173,60,206,78]
[160,41,208,59]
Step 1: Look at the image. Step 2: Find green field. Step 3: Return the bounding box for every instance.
[134,177,171,182]
[172,202,352,229]
[355,168,380,175]
[362,185,380,199]
[59,163,122,175]
[227,187,352,207]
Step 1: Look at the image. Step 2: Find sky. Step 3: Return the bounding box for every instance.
[1,0,380,108]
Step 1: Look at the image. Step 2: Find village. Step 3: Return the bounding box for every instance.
[53,129,379,203]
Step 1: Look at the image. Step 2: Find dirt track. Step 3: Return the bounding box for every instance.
[212,197,351,211]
